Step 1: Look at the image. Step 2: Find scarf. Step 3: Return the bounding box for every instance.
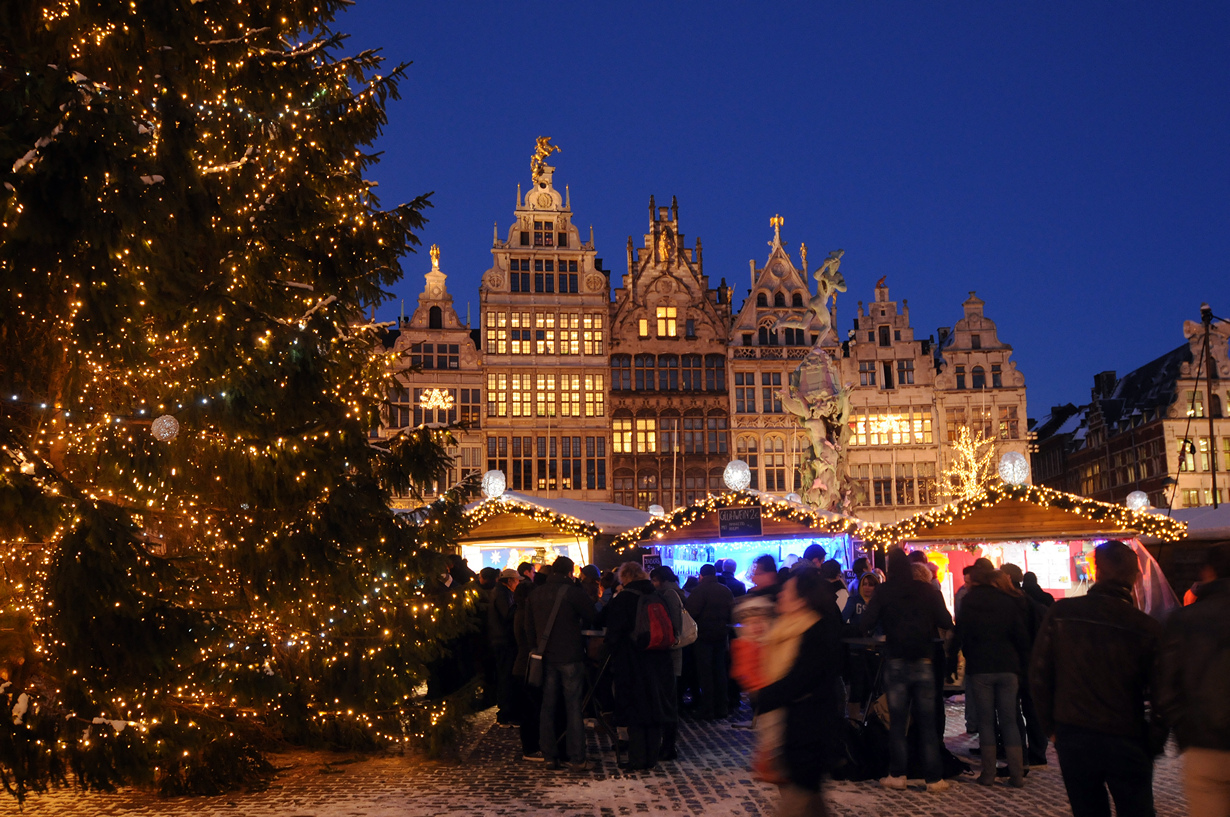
[763,608,819,684]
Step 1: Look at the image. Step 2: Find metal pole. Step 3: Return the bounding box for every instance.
[1202,304,1219,508]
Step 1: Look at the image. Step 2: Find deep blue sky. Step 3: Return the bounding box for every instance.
[336,2,1229,420]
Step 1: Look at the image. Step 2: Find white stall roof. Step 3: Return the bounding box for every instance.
[1144,505,1230,542]
[464,491,653,535]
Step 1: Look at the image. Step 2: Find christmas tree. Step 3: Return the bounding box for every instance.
[0,0,474,801]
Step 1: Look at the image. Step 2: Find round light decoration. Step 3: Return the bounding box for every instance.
[997,451,1029,485]
[481,469,507,500]
[150,414,179,442]
[723,460,752,491]
[1126,490,1150,511]
[648,504,665,517]
[785,493,802,504]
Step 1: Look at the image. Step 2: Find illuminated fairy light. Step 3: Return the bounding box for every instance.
[419,388,453,412]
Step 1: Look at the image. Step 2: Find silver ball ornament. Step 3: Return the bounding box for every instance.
[1126,490,1150,511]
[481,469,506,500]
[723,460,752,491]
[151,414,179,442]
[997,451,1029,485]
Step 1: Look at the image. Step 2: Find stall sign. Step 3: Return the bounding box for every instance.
[718,507,762,538]
[642,552,662,571]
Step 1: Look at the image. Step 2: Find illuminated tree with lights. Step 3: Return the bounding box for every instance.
[0,0,474,801]
[938,426,998,501]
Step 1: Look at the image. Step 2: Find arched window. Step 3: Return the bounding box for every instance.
[637,470,659,511]
[634,354,655,391]
[659,411,680,454]
[707,411,729,456]
[736,435,760,490]
[684,468,706,505]
[657,354,679,390]
[763,435,787,492]
[758,322,778,346]
[429,306,442,329]
[756,292,768,307]
[972,365,986,389]
[792,292,804,307]
[611,355,631,390]
[774,292,786,307]
[683,410,704,454]
[613,469,635,507]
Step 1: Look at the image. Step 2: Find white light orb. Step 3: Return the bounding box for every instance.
[997,451,1029,485]
[1126,490,1150,511]
[150,414,179,442]
[723,460,752,491]
[648,504,665,517]
[481,469,506,500]
[786,493,802,504]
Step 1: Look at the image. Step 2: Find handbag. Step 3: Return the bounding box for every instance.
[676,608,699,648]
[526,587,567,687]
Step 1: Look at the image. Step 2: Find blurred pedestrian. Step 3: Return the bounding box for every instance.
[685,563,734,720]
[489,568,520,726]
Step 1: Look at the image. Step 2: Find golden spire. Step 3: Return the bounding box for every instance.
[771,214,784,245]
[429,244,440,270]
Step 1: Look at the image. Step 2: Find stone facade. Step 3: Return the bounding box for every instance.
[608,198,733,510]
[478,159,612,500]
[380,249,484,505]
[1033,312,1229,509]
[727,219,827,496]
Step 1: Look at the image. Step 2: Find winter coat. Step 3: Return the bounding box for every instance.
[1030,582,1164,746]
[525,574,596,666]
[841,594,869,627]
[1158,578,1230,751]
[684,575,735,643]
[487,582,516,648]
[599,579,678,727]
[656,580,687,676]
[949,584,1030,676]
[721,573,748,597]
[755,613,844,791]
[511,579,536,677]
[861,576,953,660]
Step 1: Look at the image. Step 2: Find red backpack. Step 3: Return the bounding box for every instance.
[631,588,676,651]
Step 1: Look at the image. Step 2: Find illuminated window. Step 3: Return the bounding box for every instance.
[584,374,604,417]
[998,405,1019,439]
[583,314,604,355]
[896,463,915,506]
[509,312,530,355]
[560,313,580,355]
[535,374,557,417]
[638,317,649,338]
[637,471,658,511]
[636,419,657,453]
[852,410,867,446]
[917,462,937,504]
[1185,391,1205,418]
[486,312,507,354]
[511,374,532,417]
[912,408,933,444]
[657,306,678,337]
[945,407,966,442]
[561,374,580,417]
[613,419,633,454]
[487,373,507,417]
[536,436,557,491]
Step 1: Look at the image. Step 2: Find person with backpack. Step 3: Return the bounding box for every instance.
[600,561,679,770]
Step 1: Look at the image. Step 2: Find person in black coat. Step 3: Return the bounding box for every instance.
[684,563,735,719]
[600,562,679,770]
[755,566,843,817]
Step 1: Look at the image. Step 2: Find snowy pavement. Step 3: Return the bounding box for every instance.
[15,702,1190,816]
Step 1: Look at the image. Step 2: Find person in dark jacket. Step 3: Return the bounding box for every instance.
[842,572,879,627]
[489,568,520,726]
[525,556,595,770]
[1158,543,1230,817]
[720,558,748,596]
[600,562,680,769]
[1022,571,1055,607]
[512,565,542,760]
[756,566,843,817]
[949,567,1029,786]
[1031,540,1164,817]
[1001,562,1051,767]
[748,554,781,601]
[862,548,954,792]
[684,563,735,719]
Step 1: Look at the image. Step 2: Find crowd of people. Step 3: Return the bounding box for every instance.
[445,540,1229,817]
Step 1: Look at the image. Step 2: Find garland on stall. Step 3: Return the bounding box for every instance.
[464,498,601,538]
[866,481,1188,549]
[614,490,870,552]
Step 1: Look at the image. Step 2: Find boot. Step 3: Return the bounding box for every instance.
[978,746,998,785]
[1005,746,1026,787]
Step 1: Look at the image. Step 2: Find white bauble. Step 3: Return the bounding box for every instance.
[997,451,1029,485]
[1126,490,1150,511]
[723,460,752,491]
[481,469,506,500]
[648,504,665,517]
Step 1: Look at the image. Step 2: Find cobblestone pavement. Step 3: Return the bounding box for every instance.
[14,701,1190,816]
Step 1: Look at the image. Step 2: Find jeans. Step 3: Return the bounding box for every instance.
[968,672,1021,779]
[693,640,730,719]
[1055,724,1155,817]
[539,661,586,763]
[884,657,942,783]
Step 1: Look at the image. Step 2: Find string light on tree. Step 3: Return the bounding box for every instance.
[939,426,997,501]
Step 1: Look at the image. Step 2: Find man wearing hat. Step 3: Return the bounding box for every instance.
[489,568,520,726]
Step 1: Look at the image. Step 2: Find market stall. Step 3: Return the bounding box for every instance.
[458,473,651,571]
[1142,504,1230,596]
[867,481,1187,615]
[615,488,873,583]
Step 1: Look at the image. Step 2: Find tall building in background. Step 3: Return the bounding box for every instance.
[1032,310,1228,509]
[728,217,827,495]
[608,197,733,510]
[380,246,484,506]
[839,279,944,523]
[479,144,612,500]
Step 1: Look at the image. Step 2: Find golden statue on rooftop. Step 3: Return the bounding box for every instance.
[531,136,561,184]
[429,243,440,270]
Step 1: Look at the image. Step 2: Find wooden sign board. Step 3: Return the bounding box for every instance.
[718,506,763,538]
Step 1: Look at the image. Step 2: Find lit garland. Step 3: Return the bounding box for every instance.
[613,490,873,552]
[866,481,1188,549]
[463,498,601,538]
